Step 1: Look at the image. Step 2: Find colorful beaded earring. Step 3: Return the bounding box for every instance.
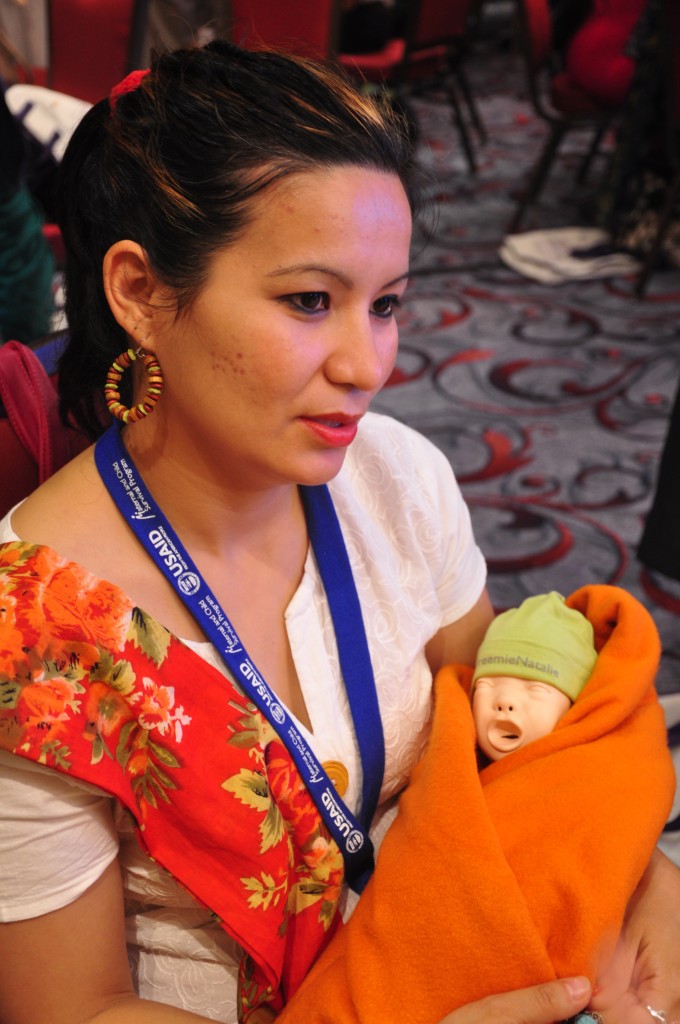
[104,347,164,423]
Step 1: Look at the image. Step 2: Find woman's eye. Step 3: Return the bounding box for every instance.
[285,292,330,313]
[372,294,401,319]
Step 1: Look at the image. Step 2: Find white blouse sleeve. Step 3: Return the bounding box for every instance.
[415,427,487,625]
[0,749,119,921]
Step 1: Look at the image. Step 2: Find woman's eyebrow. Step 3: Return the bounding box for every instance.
[385,271,411,288]
[266,264,410,289]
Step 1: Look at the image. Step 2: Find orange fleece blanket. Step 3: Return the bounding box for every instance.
[277,585,676,1024]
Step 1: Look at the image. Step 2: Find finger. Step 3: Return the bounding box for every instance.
[633,941,680,1024]
[594,1001,678,1024]
[635,979,680,1024]
[593,931,680,1024]
[439,976,593,1024]
[590,940,637,1012]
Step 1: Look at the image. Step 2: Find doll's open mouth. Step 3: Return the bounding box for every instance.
[488,720,523,751]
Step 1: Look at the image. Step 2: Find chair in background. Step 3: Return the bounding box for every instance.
[0,335,88,519]
[338,0,486,174]
[226,0,342,61]
[47,0,150,104]
[508,0,621,233]
[0,24,34,85]
[634,0,680,297]
[3,1,150,270]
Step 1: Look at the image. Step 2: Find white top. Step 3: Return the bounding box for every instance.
[0,412,486,1021]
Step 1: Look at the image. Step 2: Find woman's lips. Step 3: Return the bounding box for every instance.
[299,415,360,448]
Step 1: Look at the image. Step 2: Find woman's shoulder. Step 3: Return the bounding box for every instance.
[330,412,475,575]
[338,412,459,508]
[349,411,452,475]
[0,453,145,646]
[9,445,102,552]
[6,447,153,596]
[329,411,486,629]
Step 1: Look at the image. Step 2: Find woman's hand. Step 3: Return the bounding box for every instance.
[274,977,591,1024]
[590,848,680,1023]
[437,976,592,1024]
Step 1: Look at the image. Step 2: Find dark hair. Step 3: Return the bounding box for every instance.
[56,40,416,437]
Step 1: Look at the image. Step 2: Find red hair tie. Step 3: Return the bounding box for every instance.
[110,69,149,110]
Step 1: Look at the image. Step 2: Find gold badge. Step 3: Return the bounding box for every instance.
[322,759,349,798]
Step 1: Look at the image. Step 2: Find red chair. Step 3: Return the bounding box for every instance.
[12,0,150,268]
[47,0,150,104]
[0,24,35,85]
[0,336,89,519]
[338,0,485,174]
[508,0,625,233]
[226,0,342,61]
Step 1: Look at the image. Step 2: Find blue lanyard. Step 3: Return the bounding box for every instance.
[94,423,384,892]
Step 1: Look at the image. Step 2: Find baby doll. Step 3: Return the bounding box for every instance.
[471,591,597,763]
[277,584,675,1024]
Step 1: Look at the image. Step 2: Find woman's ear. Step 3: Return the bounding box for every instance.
[103,241,172,348]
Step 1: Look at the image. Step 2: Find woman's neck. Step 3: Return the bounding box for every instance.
[121,419,306,561]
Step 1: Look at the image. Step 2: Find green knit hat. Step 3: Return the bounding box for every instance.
[472,592,597,701]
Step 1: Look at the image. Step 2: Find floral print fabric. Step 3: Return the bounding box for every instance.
[0,541,343,1020]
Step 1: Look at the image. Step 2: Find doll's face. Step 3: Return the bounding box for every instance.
[472,675,572,762]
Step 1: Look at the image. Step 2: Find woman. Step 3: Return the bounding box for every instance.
[0,41,677,1024]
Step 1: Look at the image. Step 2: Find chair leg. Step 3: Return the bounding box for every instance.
[508,122,566,234]
[0,25,33,83]
[128,0,151,70]
[635,171,680,298]
[453,65,487,144]
[445,78,477,175]
[576,121,608,186]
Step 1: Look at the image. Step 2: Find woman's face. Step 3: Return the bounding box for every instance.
[151,166,412,493]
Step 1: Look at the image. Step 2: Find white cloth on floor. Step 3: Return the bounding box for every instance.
[500,227,641,285]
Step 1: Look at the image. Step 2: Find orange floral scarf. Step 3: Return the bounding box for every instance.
[0,540,343,1021]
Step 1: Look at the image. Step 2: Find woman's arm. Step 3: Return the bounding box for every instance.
[0,859,212,1024]
[425,587,495,674]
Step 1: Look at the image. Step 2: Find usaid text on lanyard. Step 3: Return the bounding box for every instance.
[95,423,385,893]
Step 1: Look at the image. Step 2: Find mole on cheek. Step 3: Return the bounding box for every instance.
[209,350,246,377]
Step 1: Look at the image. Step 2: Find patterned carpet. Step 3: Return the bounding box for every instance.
[372,36,680,850]
[374,41,680,704]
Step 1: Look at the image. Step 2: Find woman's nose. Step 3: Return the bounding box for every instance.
[325,316,395,392]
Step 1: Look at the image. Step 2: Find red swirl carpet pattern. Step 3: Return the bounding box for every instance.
[374,50,680,704]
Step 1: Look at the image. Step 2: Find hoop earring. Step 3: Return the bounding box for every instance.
[104,347,164,423]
